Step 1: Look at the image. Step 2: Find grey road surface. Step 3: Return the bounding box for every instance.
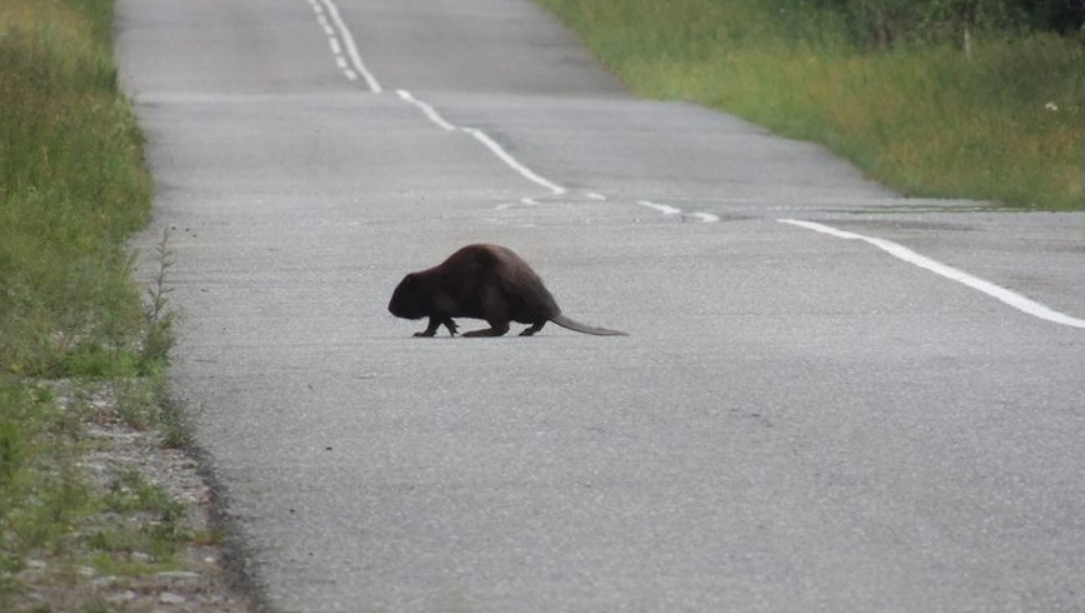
[117,0,1085,611]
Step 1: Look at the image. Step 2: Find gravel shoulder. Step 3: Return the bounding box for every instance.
[4,381,254,613]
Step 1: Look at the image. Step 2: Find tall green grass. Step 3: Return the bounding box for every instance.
[1,0,153,378]
[1,0,178,602]
[536,0,1083,210]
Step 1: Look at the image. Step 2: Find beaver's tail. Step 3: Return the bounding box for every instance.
[551,314,628,336]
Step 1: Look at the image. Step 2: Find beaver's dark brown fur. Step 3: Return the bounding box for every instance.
[388,244,627,337]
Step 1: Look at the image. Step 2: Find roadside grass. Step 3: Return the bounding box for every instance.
[0,0,191,609]
[535,0,1083,211]
[1,0,152,377]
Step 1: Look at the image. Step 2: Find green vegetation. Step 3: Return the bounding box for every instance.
[1,0,155,375]
[535,0,1083,210]
[1,0,185,609]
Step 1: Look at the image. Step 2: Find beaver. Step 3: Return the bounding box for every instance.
[388,244,627,337]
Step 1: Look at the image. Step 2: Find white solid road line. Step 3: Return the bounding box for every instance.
[394,89,456,131]
[780,218,1085,329]
[396,90,567,196]
[461,127,567,196]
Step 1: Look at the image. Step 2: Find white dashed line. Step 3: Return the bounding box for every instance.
[638,201,681,216]
[779,218,1085,329]
[690,212,721,223]
[306,0,1070,322]
[638,201,719,223]
[308,0,381,92]
[306,0,719,223]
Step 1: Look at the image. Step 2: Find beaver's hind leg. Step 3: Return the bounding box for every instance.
[463,320,510,337]
[519,321,546,336]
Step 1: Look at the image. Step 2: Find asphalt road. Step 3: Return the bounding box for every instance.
[117,0,1085,611]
